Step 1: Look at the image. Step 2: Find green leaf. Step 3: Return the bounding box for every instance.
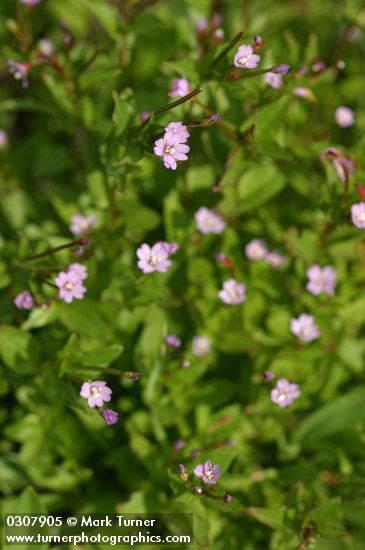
[339,297,365,325]
[136,307,165,361]
[81,344,123,367]
[240,96,290,139]
[59,333,83,374]
[58,300,109,337]
[21,304,59,331]
[3,487,49,550]
[162,59,199,82]
[163,189,190,242]
[0,326,30,369]
[120,197,161,235]
[0,458,28,494]
[112,90,133,136]
[79,0,119,39]
[238,165,286,211]
[285,227,320,261]
[41,73,75,114]
[293,387,365,446]
[2,189,28,230]
[244,506,288,529]
[337,339,365,373]
[0,262,10,289]
[87,170,109,208]
[307,498,343,537]
[220,164,286,215]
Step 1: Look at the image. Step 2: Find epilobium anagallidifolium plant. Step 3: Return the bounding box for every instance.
[3,0,365,546]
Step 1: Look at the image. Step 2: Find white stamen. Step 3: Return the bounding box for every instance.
[91,386,101,397]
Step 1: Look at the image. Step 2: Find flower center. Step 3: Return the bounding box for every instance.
[165,145,175,155]
[278,390,290,402]
[252,246,262,258]
[149,254,159,266]
[64,282,73,290]
[205,217,215,227]
[238,56,249,65]
[91,386,101,397]
[357,212,365,222]
[205,469,214,480]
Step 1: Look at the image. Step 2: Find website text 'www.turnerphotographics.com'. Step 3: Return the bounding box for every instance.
[3,514,193,546]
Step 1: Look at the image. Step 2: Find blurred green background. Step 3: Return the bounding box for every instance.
[1,0,365,548]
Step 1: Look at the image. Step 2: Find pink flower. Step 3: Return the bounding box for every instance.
[254,35,264,49]
[306,265,336,296]
[271,64,290,74]
[140,111,151,122]
[214,29,224,43]
[168,78,190,98]
[8,60,32,88]
[154,133,190,170]
[80,381,112,408]
[271,379,300,408]
[68,263,88,281]
[157,241,179,255]
[293,87,314,100]
[70,214,96,235]
[233,45,260,69]
[195,207,226,234]
[196,19,208,34]
[265,72,283,89]
[165,334,181,348]
[38,39,54,57]
[351,203,365,228]
[219,279,246,304]
[192,336,211,356]
[290,313,320,342]
[101,409,119,425]
[212,14,223,28]
[136,243,172,273]
[194,460,221,484]
[14,290,34,310]
[245,239,267,261]
[164,122,190,143]
[55,270,87,304]
[312,60,326,73]
[335,106,354,128]
[265,251,286,269]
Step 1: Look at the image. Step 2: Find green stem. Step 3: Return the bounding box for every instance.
[192,97,239,142]
[153,88,203,118]
[295,528,317,550]
[24,238,88,261]
[206,31,244,75]
[71,365,137,378]
[76,46,102,82]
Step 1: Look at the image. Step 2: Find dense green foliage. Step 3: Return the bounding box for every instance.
[1,0,365,548]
